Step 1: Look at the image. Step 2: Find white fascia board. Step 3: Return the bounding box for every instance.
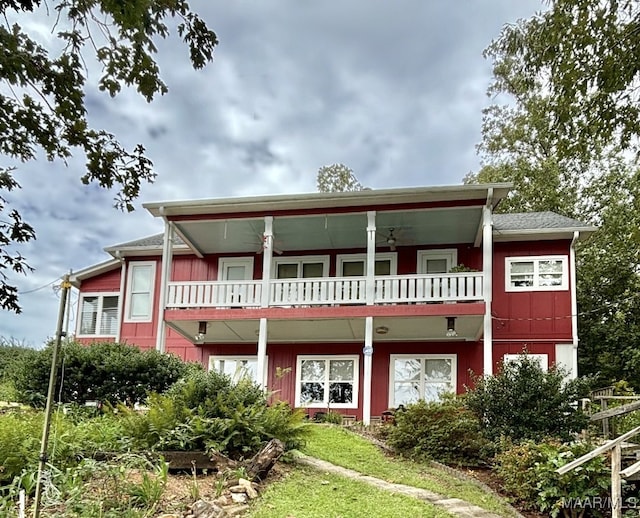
[104,244,192,258]
[143,183,513,218]
[493,228,596,242]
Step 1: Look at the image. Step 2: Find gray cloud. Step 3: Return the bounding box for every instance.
[0,1,543,345]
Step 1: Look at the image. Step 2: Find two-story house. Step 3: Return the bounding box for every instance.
[71,183,594,423]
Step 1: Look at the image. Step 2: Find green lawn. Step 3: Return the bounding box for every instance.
[297,424,514,517]
[247,466,453,518]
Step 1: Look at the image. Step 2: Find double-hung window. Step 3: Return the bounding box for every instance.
[78,294,119,336]
[296,356,358,408]
[505,256,568,291]
[389,355,456,406]
[125,262,156,321]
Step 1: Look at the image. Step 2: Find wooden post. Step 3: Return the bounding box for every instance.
[611,444,621,518]
[602,399,609,438]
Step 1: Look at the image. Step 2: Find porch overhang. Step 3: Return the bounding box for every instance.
[164,303,485,344]
[143,184,511,255]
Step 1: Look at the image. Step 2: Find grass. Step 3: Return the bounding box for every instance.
[298,424,515,517]
[247,466,453,518]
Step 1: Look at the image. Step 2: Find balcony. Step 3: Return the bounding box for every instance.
[166,272,484,309]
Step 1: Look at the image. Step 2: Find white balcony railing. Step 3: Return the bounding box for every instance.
[374,273,483,303]
[167,280,262,308]
[270,277,366,306]
[166,272,483,309]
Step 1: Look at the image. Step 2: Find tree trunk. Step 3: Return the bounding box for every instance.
[243,439,284,481]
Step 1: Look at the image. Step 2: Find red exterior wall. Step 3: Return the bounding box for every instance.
[490,240,573,371]
[80,268,121,292]
[201,341,483,420]
[76,235,577,412]
[492,240,572,340]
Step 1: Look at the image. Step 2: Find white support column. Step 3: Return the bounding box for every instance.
[155,217,174,353]
[365,211,376,305]
[261,216,274,308]
[570,231,580,379]
[115,254,126,343]
[257,317,268,390]
[482,205,493,376]
[363,316,374,425]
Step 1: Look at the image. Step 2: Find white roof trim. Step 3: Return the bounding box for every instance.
[144,183,512,217]
[493,228,595,242]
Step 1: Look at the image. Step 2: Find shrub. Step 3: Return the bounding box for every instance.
[0,342,38,402]
[0,409,128,484]
[10,341,192,406]
[122,371,310,457]
[385,395,491,466]
[494,439,610,517]
[465,353,591,442]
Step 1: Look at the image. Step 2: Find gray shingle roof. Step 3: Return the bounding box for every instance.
[493,212,593,232]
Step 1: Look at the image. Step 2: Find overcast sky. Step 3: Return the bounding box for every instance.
[1,1,542,346]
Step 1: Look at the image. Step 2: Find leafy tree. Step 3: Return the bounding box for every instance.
[316,163,365,192]
[485,0,640,156]
[0,0,218,313]
[469,2,640,388]
[465,354,590,442]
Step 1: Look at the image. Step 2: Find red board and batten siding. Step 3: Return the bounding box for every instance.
[491,240,573,369]
[201,341,483,421]
[79,268,121,292]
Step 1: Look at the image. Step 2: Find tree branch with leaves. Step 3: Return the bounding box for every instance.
[0,0,218,312]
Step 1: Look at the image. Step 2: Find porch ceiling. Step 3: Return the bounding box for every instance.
[172,206,484,255]
[168,315,483,344]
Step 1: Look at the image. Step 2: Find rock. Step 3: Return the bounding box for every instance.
[190,499,227,518]
[238,478,259,499]
[225,504,250,517]
[229,485,245,493]
[230,492,248,504]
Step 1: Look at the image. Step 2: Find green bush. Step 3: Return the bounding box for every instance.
[385,396,491,466]
[494,439,610,517]
[10,341,192,406]
[0,409,128,484]
[0,342,38,402]
[465,354,591,442]
[122,371,310,458]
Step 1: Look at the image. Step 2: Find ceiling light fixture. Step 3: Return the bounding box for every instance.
[446,317,457,338]
[375,326,389,335]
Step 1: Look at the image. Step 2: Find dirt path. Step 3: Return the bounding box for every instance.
[296,454,515,518]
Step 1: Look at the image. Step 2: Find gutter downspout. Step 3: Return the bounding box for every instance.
[115,251,126,343]
[482,188,494,376]
[570,231,580,378]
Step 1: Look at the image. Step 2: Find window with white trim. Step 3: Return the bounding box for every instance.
[296,356,358,408]
[273,255,329,279]
[417,249,458,274]
[78,294,119,336]
[336,253,397,277]
[125,261,156,321]
[208,355,267,385]
[505,256,568,291]
[389,355,456,406]
[503,353,549,372]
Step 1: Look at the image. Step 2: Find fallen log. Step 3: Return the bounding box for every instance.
[243,439,284,481]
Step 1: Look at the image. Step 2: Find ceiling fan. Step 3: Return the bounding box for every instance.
[249,234,283,255]
[377,227,399,251]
